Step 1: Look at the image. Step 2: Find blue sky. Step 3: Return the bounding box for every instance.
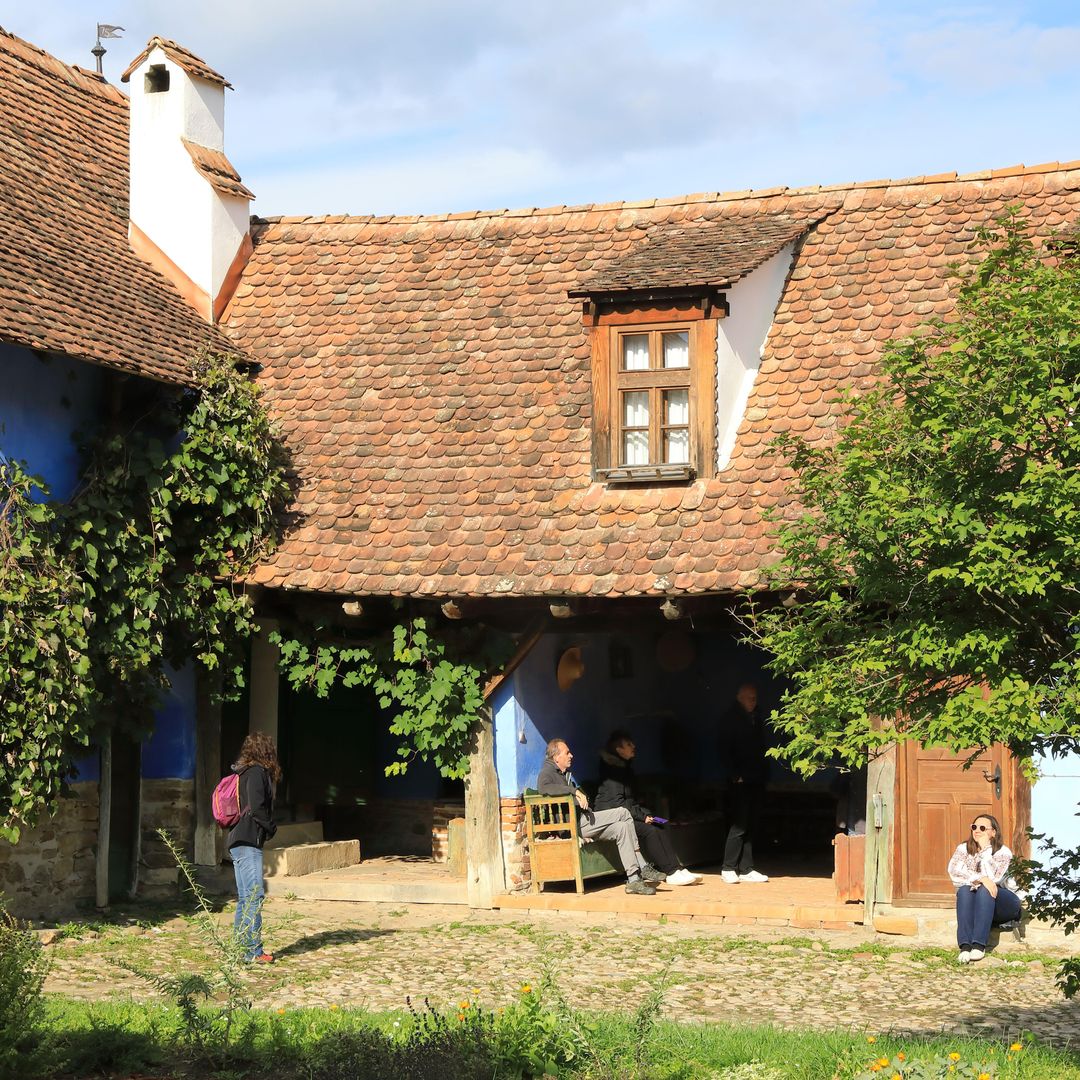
[9,2,1080,216]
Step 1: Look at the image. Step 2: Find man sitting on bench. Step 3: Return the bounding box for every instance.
[537,737,664,895]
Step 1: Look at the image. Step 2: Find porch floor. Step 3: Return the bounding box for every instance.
[264,855,468,905]
[493,864,863,929]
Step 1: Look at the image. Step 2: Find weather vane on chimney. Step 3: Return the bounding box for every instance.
[91,23,124,77]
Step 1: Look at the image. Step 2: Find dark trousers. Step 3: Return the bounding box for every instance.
[955,884,1022,949]
[722,783,763,874]
[634,820,680,875]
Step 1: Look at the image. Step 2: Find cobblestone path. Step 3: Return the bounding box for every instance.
[42,899,1080,1045]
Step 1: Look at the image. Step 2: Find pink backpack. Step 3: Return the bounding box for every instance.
[211,773,242,827]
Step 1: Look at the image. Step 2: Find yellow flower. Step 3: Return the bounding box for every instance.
[948,1053,961,1062]
[892,1074,902,1080]
[520,984,532,994]
[897,1052,905,1061]
[459,1000,470,1009]
[1010,1042,1023,1052]
[276,1008,286,1016]
[867,1036,877,1044]
[869,1066,881,1074]
[878,1058,890,1068]
[457,1012,465,1022]
[978,1074,991,1080]
[329,1004,339,1011]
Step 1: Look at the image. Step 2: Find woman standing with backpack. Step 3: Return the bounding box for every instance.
[228,732,280,963]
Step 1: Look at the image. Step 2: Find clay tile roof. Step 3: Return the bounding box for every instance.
[226,163,1080,599]
[120,36,231,88]
[0,28,234,384]
[181,138,254,200]
[569,212,820,296]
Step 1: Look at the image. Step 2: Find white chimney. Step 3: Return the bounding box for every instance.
[122,38,253,323]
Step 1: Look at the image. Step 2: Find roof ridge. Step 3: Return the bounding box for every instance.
[0,26,128,107]
[254,158,1080,228]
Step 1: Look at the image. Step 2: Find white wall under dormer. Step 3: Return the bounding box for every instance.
[128,45,247,318]
[714,241,796,471]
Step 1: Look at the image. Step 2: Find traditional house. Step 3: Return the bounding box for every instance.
[3,26,1079,932]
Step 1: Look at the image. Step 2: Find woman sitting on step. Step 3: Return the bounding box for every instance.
[594,730,702,887]
[946,812,1021,964]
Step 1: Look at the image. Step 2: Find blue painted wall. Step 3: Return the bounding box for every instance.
[1,343,196,783]
[0,344,105,499]
[493,628,808,799]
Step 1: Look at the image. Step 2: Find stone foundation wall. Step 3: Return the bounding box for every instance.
[500,797,528,891]
[0,782,99,919]
[139,778,195,899]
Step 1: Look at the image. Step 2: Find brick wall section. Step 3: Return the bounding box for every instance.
[430,801,466,863]
[139,778,195,899]
[0,782,99,919]
[500,796,529,892]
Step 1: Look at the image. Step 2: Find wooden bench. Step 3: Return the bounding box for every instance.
[523,791,622,893]
[523,790,725,893]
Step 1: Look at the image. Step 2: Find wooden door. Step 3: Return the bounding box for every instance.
[894,743,1029,905]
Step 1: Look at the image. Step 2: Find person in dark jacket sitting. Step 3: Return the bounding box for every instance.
[595,731,702,887]
[228,732,280,963]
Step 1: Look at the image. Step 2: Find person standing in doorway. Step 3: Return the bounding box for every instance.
[719,682,770,884]
[228,732,280,962]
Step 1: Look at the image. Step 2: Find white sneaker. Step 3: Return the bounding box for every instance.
[721,870,740,884]
[739,870,769,883]
[967,947,985,962]
[665,868,701,886]
[958,949,971,964]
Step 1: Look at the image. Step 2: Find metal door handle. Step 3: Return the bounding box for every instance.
[982,764,1002,799]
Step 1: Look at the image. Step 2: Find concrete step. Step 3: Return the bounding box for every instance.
[265,821,324,849]
[264,839,360,878]
[264,872,468,905]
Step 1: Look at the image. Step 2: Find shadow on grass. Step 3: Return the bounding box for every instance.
[273,928,395,959]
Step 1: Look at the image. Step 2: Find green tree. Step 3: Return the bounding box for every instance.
[747,213,1080,989]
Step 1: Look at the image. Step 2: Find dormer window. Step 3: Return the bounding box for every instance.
[585,298,720,484]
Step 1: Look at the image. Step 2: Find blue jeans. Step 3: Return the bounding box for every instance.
[955,884,1021,949]
[232,844,265,960]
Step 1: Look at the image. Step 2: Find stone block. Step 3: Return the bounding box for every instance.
[874,914,919,936]
[263,839,360,878]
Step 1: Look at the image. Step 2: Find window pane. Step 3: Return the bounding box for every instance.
[662,331,689,368]
[665,429,690,464]
[623,391,649,428]
[624,430,650,465]
[665,388,689,425]
[621,334,649,370]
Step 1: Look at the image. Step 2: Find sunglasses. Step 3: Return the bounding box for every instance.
[970,823,991,832]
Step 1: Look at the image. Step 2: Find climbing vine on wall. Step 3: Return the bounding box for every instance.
[0,461,94,842]
[0,352,290,841]
[272,618,512,780]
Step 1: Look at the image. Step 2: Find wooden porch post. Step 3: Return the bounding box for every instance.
[95,729,113,909]
[863,744,896,925]
[464,705,504,908]
[194,670,223,866]
[249,619,280,739]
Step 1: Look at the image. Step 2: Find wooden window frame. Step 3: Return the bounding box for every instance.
[589,301,718,483]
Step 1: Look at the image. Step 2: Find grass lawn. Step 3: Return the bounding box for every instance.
[19,994,1080,1079]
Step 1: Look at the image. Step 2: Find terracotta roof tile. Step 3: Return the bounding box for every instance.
[181,138,254,200]
[569,213,820,296]
[120,36,230,88]
[225,163,1080,598]
[0,29,231,384]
